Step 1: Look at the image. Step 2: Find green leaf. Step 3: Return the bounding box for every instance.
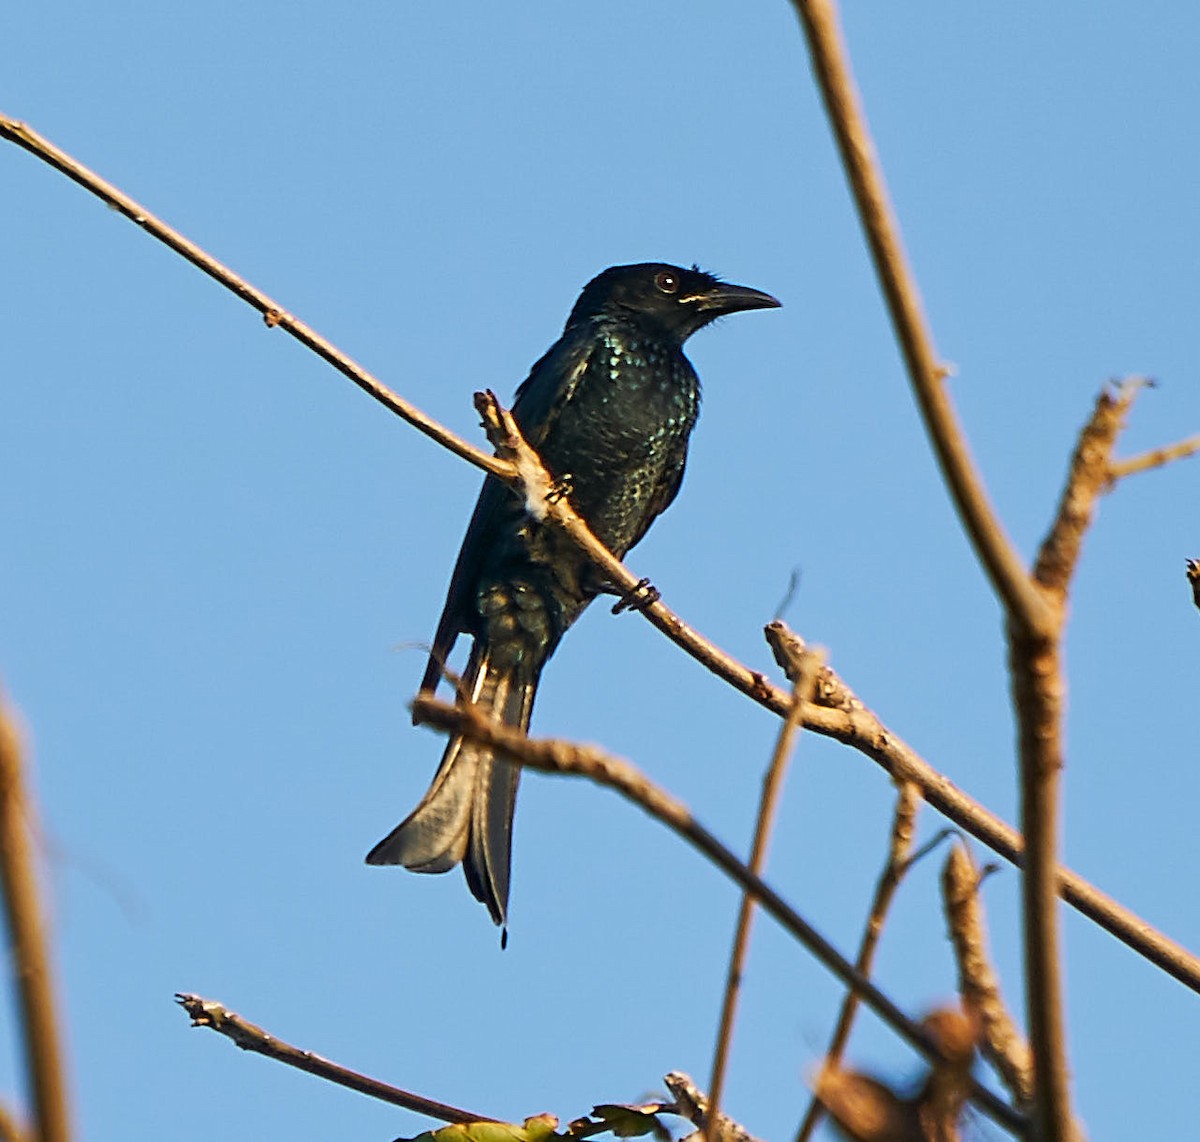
[399,1115,561,1142]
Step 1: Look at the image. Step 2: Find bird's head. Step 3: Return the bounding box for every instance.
[565,263,780,344]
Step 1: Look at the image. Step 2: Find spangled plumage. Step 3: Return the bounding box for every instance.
[367,263,779,932]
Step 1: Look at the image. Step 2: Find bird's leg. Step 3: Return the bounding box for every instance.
[610,577,661,615]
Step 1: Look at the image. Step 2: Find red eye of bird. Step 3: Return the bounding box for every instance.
[654,271,679,294]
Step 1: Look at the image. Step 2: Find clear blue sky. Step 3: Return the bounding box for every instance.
[2,4,1198,1139]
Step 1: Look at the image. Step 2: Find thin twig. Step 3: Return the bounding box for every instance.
[941,843,1033,1109]
[175,994,496,1123]
[795,781,922,1142]
[664,1073,764,1142]
[1108,433,1200,481]
[3,113,1194,999]
[707,649,824,1140]
[1009,381,1140,1140]
[0,114,509,481]
[787,0,1053,637]
[411,695,1024,1136]
[0,1104,27,1142]
[0,696,72,1142]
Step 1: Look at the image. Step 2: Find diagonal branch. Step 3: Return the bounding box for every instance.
[0,114,508,482]
[0,696,72,1142]
[0,1105,26,1142]
[706,647,823,1140]
[410,694,1025,1137]
[5,113,1196,1003]
[787,0,1053,637]
[763,622,1200,995]
[176,994,496,1123]
[1108,433,1200,482]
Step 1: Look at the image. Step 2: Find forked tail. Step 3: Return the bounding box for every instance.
[366,643,534,929]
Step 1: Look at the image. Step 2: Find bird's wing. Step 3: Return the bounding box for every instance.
[419,330,596,698]
[510,325,596,447]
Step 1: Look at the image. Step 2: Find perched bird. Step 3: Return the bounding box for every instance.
[367,262,780,931]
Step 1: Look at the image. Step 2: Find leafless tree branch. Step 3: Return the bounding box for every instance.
[0,695,72,1142]
[1006,380,1142,1140]
[665,1072,764,1142]
[0,1104,28,1142]
[0,114,509,481]
[2,114,1190,1002]
[410,694,1024,1136]
[707,648,823,1140]
[786,0,1053,637]
[765,623,1200,995]
[941,842,1033,1110]
[175,994,495,1123]
[1107,433,1200,482]
[795,781,922,1142]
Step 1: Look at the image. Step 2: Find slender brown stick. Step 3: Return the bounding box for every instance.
[942,843,1033,1109]
[1009,381,1139,1140]
[795,781,921,1142]
[0,1104,27,1142]
[1108,433,1200,481]
[176,994,496,1123]
[665,1072,764,1142]
[0,114,509,481]
[788,0,1053,637]
[4,114,1194,999]
[411,695,1024,1135]
[707,650,823,1139]
[0,697,71,1142]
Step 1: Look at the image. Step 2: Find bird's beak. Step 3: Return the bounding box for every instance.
[686,281,782,315]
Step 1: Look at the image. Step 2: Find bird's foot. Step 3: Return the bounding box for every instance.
[611,577,660,615]
[546,473,574,504]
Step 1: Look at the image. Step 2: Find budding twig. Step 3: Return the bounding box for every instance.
[176,994,495,1123]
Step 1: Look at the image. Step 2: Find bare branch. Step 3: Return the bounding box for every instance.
[1108,433,1200,482]
[707,649,824,1140]
[1006,381,1141,1140]
[796,782,922,1142]
[664,1073,764,1142]
[175,994,495,1123]
[1033,379,1143,598]
[3,111,1188,996]
[0,696,72,1142]
[764,624,1200,995]
[0,114,509,481]
[941,843,1033,1109]
[787,0,1053,637]
[411,695,1024,1136]
[0,1104,28,1142]
[765,622,863,714]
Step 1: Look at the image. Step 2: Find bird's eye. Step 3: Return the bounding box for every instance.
[654,271,679,295]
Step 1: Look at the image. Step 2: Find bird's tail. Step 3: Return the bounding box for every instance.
[366,643,534,930]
